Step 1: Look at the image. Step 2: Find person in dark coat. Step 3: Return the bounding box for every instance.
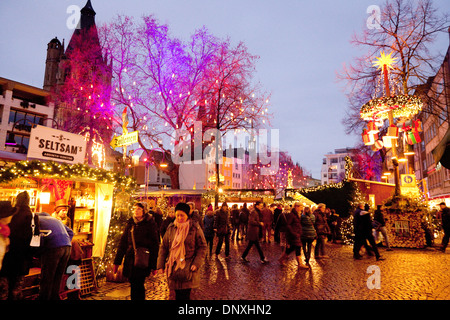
[261,204,274,243]
[214,202,232,258]
[150,206,163,238]
[314,203,330,259]
[278,202,309,269]
[328,209,341,243]
[160,207,175,239]
[439,202,450,253]
[241,201,269,263]
[239,203,249,238]
[230,204,241,241]
[114,202,160,300]
[373,205,392,250]
[157,202,207,300]
[273,204,283,243]
[188,202,204,230]
[0,192,34,300]
[301,206,317,266]
[203,205,215,256]
[353,203,384,261]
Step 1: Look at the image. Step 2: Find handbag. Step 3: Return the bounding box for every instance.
[372,220,382,230]
[131,226,150,269]
[169,256,195,282]
[30,212,42,247]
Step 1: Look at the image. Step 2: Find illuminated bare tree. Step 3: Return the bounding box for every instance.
[100,15,271,188]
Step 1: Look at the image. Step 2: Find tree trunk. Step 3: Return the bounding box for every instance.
[167,163,180,189]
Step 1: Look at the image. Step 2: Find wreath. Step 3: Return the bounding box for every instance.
[360,94,423,121]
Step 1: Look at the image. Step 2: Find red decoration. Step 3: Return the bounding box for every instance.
[362,129,375,145]
[371,140,383,151]
[367,121,379,134]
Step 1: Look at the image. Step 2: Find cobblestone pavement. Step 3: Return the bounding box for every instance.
[85,239,450,300]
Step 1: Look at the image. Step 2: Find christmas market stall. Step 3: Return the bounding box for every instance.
[203,188,276,208]
[0,160,135,299]
[134,188,276,214]
[135,189,205,212]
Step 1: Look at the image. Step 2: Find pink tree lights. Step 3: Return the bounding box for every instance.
[100,15,271,188]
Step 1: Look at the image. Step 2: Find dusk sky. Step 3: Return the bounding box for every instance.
[1,0,449,178]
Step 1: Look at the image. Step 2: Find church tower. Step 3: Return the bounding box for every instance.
[43,0,111,93]
[43,37,64,91]
[42,0,113,166]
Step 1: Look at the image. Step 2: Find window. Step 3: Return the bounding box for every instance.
[5,131,29,153]
[394,220,410,237]
[9,109,45,127]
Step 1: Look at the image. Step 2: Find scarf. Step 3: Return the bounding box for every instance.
[165,220,190,278]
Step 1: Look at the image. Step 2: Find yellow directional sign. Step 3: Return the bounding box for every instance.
[110,131,139,149]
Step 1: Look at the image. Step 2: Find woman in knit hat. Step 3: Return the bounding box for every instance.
[113,202,160,300]
[157,202,207,300]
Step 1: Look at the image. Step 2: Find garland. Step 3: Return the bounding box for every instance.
[360,94,423,120]
[0,160,136,192]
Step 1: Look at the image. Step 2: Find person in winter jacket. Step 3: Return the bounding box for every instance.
[241,201,269,264]
[157,202,207,300]
[278,202,309,269]
[314,203,330,259]
[439,202,450,253]
[239,203,249,238]
[261,204,274,243]
[214,202,232,258]
[230,204,241,241]
[114,202,160,300]
[37,211,74,300]
[203,205,215,256]
[353,203,384,261]
[300,206,317,266]
[160,206,175,239]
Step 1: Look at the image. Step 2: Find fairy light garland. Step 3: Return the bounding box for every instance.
[0,160,136,191]
[360,94,423,121]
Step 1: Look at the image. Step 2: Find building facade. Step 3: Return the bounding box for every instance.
[321,148,355,185]
[413,29,450,206]
[0,77,55,162]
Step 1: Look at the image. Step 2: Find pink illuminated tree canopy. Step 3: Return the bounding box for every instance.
[100,14,271,188]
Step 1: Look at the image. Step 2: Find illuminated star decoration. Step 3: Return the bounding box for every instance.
[372,51,398,70]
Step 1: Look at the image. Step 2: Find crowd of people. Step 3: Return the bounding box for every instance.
[1,192,450,301]
[111,200,399,300]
